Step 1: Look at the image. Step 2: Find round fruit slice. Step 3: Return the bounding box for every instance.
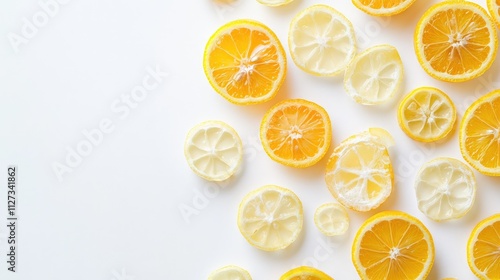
[288,4,357,76]
[237,185,303,251]
[467,214,500,279]
[487,0,500,28]
[260,99,332,168]
[325,128,394,212]
[344,45,403,105]
[352,0,416,16]
[414,157,476,222]
[257,0,293,7]
[208,265,252,280]
[414,1,498,82]
[314,203,349,236]
[460,90,500,176]
[352,211,435,280]
[398,87,456,142]
[203,19,286,105]
[280,266,333,280]
[184,121,242,181]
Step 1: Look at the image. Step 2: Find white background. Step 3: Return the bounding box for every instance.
[1,0,500,279]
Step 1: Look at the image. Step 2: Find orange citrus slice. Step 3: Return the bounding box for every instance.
[487,0,500,28]
[280,266,333,280]
[352,0,416,16]
[467,214,500,279]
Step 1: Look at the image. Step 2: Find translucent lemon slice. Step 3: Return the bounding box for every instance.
[208,265,252,280]
[314,203,349,236]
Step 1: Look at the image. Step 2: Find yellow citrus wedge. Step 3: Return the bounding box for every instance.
[260,99,332,168]
[280,266,333,280]
[414,157,476,222]
[203,19,286,105]
[352,211,435,280]
[208,265,252,280]
[257,0,293,6]
[352,0,416,16]
[487,0,500,28]
[288,4,357,76]
[467,214,500,279]
[398,87,456,142]
[414,1,498,82]
[184,121,242,181]
[237,185,303,251]
[344,45,403,105]
[314,203,349,236]
[460,90,500,176]
[325,128,394,212]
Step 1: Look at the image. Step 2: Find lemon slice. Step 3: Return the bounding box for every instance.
[288,4,357,76]
[314,203,349,236]
[237,185,303,251]
[325,128,394,212]
[352,211,435,279]
[257,0,293,7]
[279,266,333,280]
[467,214,500,279]
[487,0,500,28]
[398,87,456,143]
[208,265,252,280]
[415,157,476,222]
[352,0,417,16]
[344,45,403,105]
[414,1,498,82]
[184,121,243,181]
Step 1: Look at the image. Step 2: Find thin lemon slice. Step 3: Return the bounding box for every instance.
[257,0,293,6]
[260,99,332,168]
[414,1,498,82]
[314,203,349,236]
[237,185,303,251]
[467,214,500,279]
[352,211,435,280]
[487,0,500,28]
[352,0,416,16]
[280,266,333,280]
[203,19,286,105]
[325,128,394,212]
[184,121,242,181]
[288,5,357,76]
[414,157,476,222]
[398,87,456,142]
[460,90,500,176]
[208,265,252,280]
[344,45,403,105]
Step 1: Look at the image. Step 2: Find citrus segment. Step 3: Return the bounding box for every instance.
[237,185,303,251]
[352,0,416,16]
[184,121,242,181]
[460,90,500,176]
[467,214,500,279]
[280,266,333,280]
[352,211,435,280]
[398,87,456,142]
[414,157,476,222]
[203,19,286,105]
[260,99,332,168]
[257,0,293,7]
[208,265,252,280]
[288,5,357,76]
[314,203,349,236]
[325,128,393,212]
[414,1,498,82]
[344,45,403,105]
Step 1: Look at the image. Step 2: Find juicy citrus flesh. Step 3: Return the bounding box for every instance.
[184,121,242,181]
[467,214,500,279]
[325,129,393,212]
[288,4,357,76]
[415,1,498,82]
[260,99,332,168]
[208,265,252,280]
[352,0,416,16]
[314,203,349,236]
[460,90,500,176]
[280,266,333,280]
[204,19,286,105]
[487,0,500,28]
[398,87,456,142]
[353,211,435,280]
[414,157,476,222]
[344,45,403,105]
[237,185,303,251]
